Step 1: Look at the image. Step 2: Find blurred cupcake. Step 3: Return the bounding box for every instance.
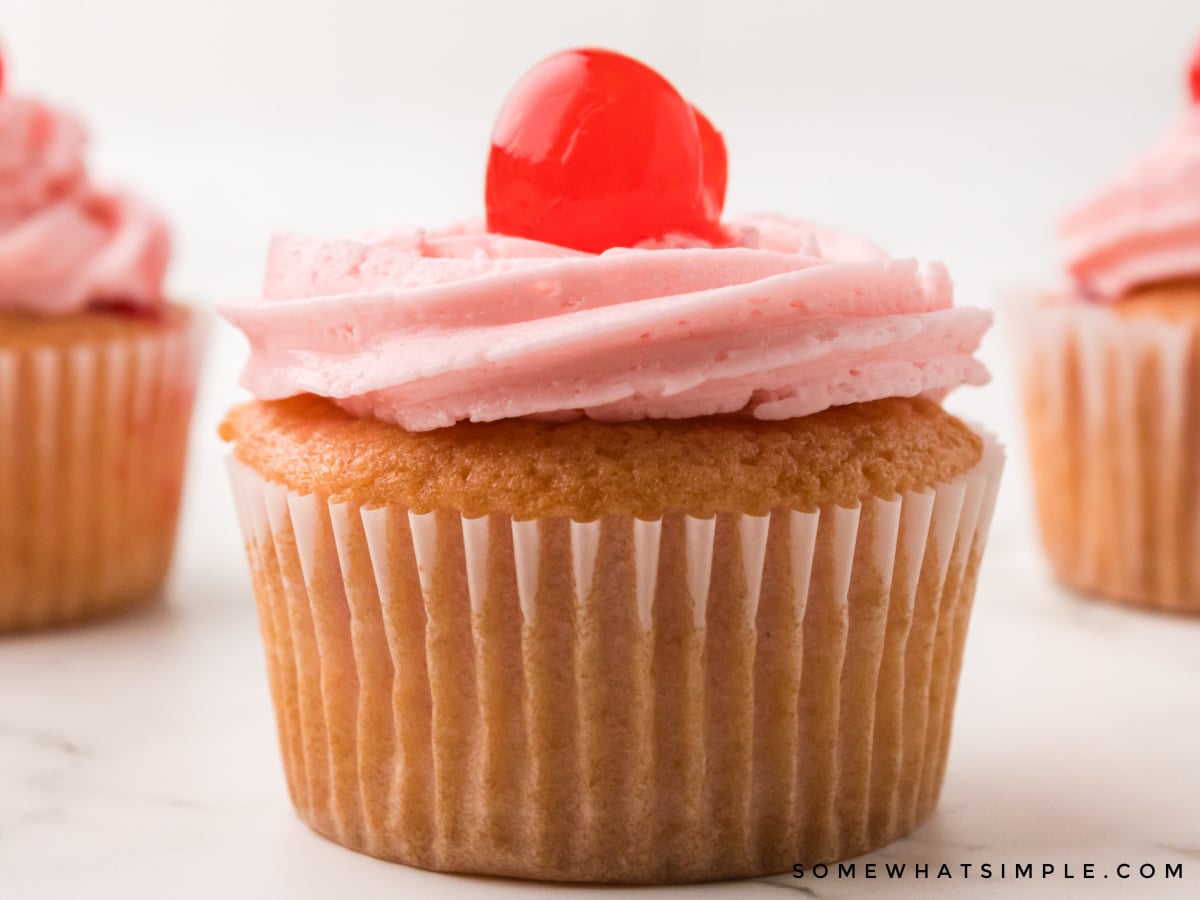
[1019,40,1200,614]
[221,49,1003,882]
[0,58,202,631]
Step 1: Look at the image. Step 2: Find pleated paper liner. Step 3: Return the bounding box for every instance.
[1020,303,1200,614]
[0,309,204,631]
[227,428,1003,884]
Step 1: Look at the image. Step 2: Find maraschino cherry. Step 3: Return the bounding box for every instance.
[1190,38,1200,103]
[485,48,727,253]
[691,105,727,224]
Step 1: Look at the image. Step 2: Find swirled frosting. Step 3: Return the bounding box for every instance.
[0,94,169,315]
[223,216,990,431]
[1061,106,1200,300]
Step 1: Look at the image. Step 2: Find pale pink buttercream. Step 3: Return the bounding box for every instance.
[223,216,990,431]
[0,94,169,314]
[1061,106,1200,300]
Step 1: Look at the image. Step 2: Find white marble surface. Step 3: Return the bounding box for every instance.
[1,324,1199,900]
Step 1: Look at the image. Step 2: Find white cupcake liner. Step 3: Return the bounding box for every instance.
[226,426,1003,882]
[1019,302,1200,611]
[0,312,204,630]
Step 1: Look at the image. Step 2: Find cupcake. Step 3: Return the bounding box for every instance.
[0,57,202,631]
[1020,41,1200,614]
[221,49,1003,883]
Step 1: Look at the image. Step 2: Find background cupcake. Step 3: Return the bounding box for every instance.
[0,56,203,631]
[221,49,1003,883]
[1019,40,1200,614]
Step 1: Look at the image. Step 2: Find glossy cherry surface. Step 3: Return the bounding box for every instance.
[1190,39,1200,102]
[485,48,726,253]
[691,104,727,222]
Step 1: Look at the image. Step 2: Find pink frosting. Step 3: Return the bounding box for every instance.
[0,94,169,315]
[223,216,991,431]
[1061,106,1200,300]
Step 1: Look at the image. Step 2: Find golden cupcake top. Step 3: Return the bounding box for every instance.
[221,394,982,520]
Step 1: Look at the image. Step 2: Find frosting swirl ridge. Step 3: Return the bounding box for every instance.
[1061,106,1200,300]
[224,216,990,431]
[0,94,169,314]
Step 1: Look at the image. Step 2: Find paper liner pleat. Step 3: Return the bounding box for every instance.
[0,318,203,631]
[1020,305,1200,612]
[227,430,1003,883]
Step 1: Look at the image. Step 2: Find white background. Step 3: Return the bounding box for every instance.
[3,2,1200,898]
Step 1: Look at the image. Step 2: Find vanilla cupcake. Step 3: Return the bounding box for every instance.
[1020,42,1200,614]
[0,60,202,630]
[221,49,1002,883]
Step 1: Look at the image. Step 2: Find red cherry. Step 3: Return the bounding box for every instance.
[486,48,727,253]
[1190,38,1200,103]
[692,105,727,222]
